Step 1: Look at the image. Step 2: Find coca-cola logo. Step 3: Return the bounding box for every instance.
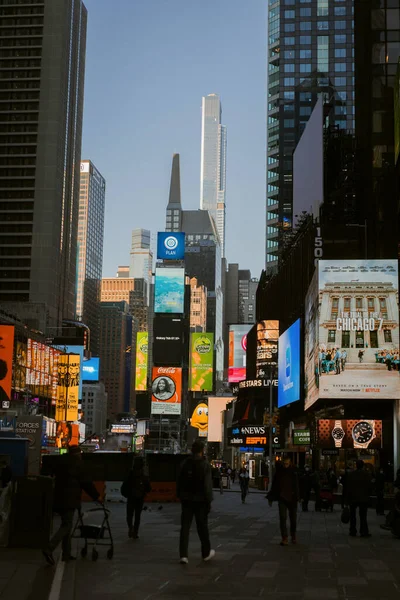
[156,367,176,374]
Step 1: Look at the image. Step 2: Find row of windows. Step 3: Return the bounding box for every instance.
[0,39,42,47]
[283,34,350,45]
[283,47,351,59]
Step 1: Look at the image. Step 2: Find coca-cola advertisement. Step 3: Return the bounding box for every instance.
[151,366,182,415]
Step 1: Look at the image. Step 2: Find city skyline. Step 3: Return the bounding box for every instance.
[81,0,266,280]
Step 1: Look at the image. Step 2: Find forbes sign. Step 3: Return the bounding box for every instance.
[157,232,185,260]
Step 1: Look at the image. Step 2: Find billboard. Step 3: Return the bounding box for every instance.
[318,419,383,450]
[256,320,279,378]
[135,332,148,391]
[278,319,300,407]
[293,430,311,446]
[154,267,185,314]
[207,396,233,442]
[66,345,84,399]
[228,425,268,446]
[305,260,399,409]
[157,232,185,260]
[14,341,27,392]
[55,354,81,422]
[228,325,252,382]
[82,357,100,382]
[153,316,183,366]
[0,325,14,404]
[189,333,214,392]
[16,416,43,474]
[151,367,182,415]
[190,401,208,438]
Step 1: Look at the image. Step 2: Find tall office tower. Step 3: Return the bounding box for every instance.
[76,161,106,355]
[99,301,131,420]
[200,94,227,256]
[101,277,148,331]
[189,277,207,332]
[166,154,182,233]
[82,382,107,438]
[0,0,88,332]
[266,1,354,271]
[129,229,153,301]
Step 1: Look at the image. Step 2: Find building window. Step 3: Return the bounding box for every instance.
[328,330,336,343]
[335,63,346,72]
[285,23,295,32]
[300,49,312,59]
[384,330,392,343]
[355,297,363,310]
[331,297,339,319]
[317,21,329,30]
[335,20,346,29]
[284,64,295,72]
[284,37,295,45]
[379,298,388,319]
[300,64,312,73]
[284,78,295,86]
[300,22,312,30]
[300,8,311,16]
[335,34,346,44]
[300,36,312,45]
[367,298,375,314]
[317,0,329,16]
[284,10,295,18]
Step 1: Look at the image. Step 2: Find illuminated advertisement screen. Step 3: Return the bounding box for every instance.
[14,341,27,392]
[306,260,400,407]
[0,325,14,403]
[256,320,279,378]
[82,357,100,382]
[154,267,185,314]
[153,316,183,366]
[25,339,61,401]
[65,345,84,399]
[55,353,81,422]
[135,332,148,391]
[278,319,300,408]
[151,366,182,415]
[318,419,383,450]
[190,400,208,438]
[228,324,252,383]
[157,232,185,260]
[190,333,214,392]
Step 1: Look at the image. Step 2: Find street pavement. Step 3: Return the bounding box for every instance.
[1,485,399,600]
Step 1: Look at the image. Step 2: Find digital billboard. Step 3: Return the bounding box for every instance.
[228,325,252,382]
[24,339,61,401]
[190,401,208,438]
[305,260,399,409]
[151,366,182,415]
[207,396,233,442]
[82,357,100,382]
[189,333,214,392]
[154,267,185,314]
[157,232,185,260]
[278,319,300,407]
[318,419,383,450]
[55,353,81,422]
[14,341,27,392]
[256,320,279,378]
[0,325,14,404]
[135,332,148,391]
[153,316,183,366]
[66,345,84,399]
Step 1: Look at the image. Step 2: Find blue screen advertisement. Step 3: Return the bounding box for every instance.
[154,267,185,314]
[82,357,100,382]
[157,232,185,260]
[278,319,301,407]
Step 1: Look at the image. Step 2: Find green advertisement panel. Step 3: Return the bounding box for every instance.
[135,332,148,391]
[190,333,214,392]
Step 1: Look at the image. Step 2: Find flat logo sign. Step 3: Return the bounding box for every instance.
[293,429,311,445]
[157,232,185,260]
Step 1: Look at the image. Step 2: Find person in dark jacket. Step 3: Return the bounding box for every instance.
[177,440,214,564]
[43,446,100,565]
[300,466,312,512]
[375,467,386,516]
[345,460,371,537]
[239,467,250,503]
[267,456,300,545]
[124,457,151,539]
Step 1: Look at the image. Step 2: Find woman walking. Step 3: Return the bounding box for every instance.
[239,467,249,504]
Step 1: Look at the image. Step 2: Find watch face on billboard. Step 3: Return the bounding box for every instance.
[305,260,400,409]
[82,357,100,382]
[153,317,183,366]
[151,367,182,415]
[278,319,300,407]
[318,419,383,450]
[157,232,185,260]
[228,324,252,383]
[154,267,185,314]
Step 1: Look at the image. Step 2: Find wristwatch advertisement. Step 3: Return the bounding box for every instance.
[331,420,345,448]
[352,420,376,449]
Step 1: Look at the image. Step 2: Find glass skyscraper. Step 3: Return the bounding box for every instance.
[267,0,355,270]
[200,94,227,257]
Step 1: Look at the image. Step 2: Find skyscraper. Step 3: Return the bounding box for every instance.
[76,160,106,354]
[266,2,354,270]
[200,94,227,256]
[129,229,153,302]
[0,0,88,332]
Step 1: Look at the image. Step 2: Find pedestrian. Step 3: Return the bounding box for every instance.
[177,440,215,565]
[122,457,152,539]
[334,349,341,374]
[300,465,312,512]
[267,456,300,545]
[239,467,250,503]
[341,349,347,371]
[345,459,371,538]
[42,446,100,565]
[375,467,385,516]
[231,468,236,484]
[358,350,364,363]
[327,468,338,492]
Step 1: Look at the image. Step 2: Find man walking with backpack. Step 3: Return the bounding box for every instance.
[177,440,214,564]
[122,457,152,539]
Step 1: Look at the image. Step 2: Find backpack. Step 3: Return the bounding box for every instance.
[180,458,205,496]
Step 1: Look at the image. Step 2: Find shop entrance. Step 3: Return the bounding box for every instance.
[370,330,379,348]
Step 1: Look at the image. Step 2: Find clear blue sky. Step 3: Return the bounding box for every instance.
[82,0,267,279]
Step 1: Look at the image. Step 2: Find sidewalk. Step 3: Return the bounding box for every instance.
[57,491,400,600]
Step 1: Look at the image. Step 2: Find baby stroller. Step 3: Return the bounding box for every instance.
[71,505,114,561]
[316,485,334,512]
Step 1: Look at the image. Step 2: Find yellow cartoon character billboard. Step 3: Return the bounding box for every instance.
[190,402,208,438]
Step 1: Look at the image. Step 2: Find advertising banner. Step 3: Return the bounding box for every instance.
[14,341,27,392]
[82,357,100,382]
[16,415,43,474]
[305,260,399,408]
[207,396,233,442]
[0,325,14,404]
[157,232,185,260]
[228,325,252,382]
[55,354,81,422]
[151,366,182,415]
[318,419,383,450]
[66,345,84,399]
[293,429,311,446]
[154,267,185,314]
[153,317,183,366]
[278,319,301,408]
[55,421,79,449]
[190,401,208,438]
[135,332,148,391]
[256,320,279,378]
[189,333,214,391]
